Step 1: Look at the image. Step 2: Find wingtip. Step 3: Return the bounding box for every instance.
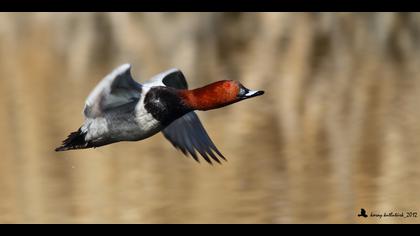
[115,63,132,74]
[216,151,227,162]
[120,63,132,69]
[190,152,200,163]
[167,68,181,73]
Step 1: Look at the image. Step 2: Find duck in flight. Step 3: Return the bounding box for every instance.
[55,64,264,164]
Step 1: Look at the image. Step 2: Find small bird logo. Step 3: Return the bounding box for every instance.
[357,208,368,218]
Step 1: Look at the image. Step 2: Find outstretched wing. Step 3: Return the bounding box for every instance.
[154,68,226,164]
[84,64,142,118]
[163,112,226,164]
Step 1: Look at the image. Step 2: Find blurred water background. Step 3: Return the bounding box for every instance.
[0,12,420,223]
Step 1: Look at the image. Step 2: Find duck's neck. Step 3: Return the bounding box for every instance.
[178,81,239,111]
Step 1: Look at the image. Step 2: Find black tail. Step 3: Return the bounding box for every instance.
[55,128,91,152]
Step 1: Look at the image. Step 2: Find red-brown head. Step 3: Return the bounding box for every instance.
[179,80,264,111]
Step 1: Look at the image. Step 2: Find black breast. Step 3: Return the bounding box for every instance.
[144,87,191,126]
